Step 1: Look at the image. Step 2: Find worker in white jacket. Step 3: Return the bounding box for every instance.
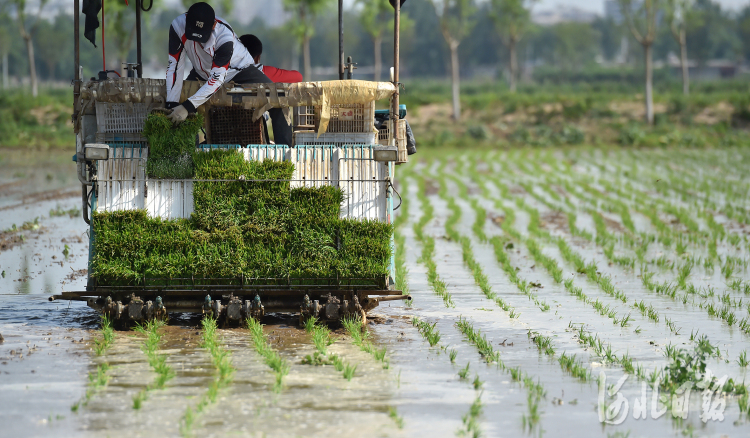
[166,2,292,146]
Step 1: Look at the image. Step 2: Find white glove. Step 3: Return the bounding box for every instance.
[168,105,188,124]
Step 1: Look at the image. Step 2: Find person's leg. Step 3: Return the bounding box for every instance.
[231,67,293,146]
[185,68,202,81]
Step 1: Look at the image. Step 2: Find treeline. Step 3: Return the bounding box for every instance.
[0,0,748,85]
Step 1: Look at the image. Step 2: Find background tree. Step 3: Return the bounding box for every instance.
[739,5,750,63]
[0,26,8,88]
[431,0,475,120]
[666,0,701,95]
[488,0,535,93]
[357,0,413,81]
[7,0,47,96]
[552,22,600,72]
[35,20,66,80]
[618,0,661,125]
[103,0,165,73]
[687,0,741,67]
[283,0,330,80]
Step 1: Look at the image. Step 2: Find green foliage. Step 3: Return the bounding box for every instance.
[91,151,392,286]
[143,113,204,179]
[0,89,72,148]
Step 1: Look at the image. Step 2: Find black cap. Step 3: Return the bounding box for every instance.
[185,2,214,43]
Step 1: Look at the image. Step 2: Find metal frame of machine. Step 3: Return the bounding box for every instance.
[54,0,409,325]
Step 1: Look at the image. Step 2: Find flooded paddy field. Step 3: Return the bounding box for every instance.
[2,147,750,437]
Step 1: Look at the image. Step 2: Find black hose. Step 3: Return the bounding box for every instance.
[391,181,402,211]
[82,184,90,225]
[141,0,153,12]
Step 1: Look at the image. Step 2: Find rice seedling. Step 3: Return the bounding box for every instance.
[737,350,748,367]
[458,362,471,380]
[677,263,693,289]
[180,317,235,437]
[414,175,455,307]
[521,392,541,432]
[722,260,735,280]
[388,406,405,429]
[455,317,501,364]
[73,316,116,412]
[342,317,389,369]
[143,112,204,179]
[247,317,289,393]
[72,362,112,412]
[131,319,174,409]
[93,315,115,356]
[92,151,393,288]
[457,394,483,438]
[472,374,484,390]
[449,348,458,363]
[508,366,523,382]
[558,352,591,382]
[412,317,441,347]
[528,330,555,356]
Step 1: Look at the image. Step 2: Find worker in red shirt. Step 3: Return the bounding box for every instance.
[238,35,303,83]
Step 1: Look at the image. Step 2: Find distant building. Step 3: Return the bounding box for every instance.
[666,53,740,79]
[532,6,598,26]
[604,0,643,25]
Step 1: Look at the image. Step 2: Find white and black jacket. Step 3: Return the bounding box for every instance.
[166,14,255,112]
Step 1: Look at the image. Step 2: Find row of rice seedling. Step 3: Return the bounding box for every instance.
[522,163,652,268]
[519,155,748,323]
[454,314,547,433]
[496,150,750,375]
[443,174,545,314]
[507,160,750,342]
[412,318,442,348]
[132,319,174,409]
[546,156,690,253]
[440,168,598,385]
[246,317,289,392]
[342,317,389,368]
[611,150,746,242]
[572,159,723,259]
[406,166,552,432]
[413,172,454,308]
[181,318,235,437]
[461,155,705,381]
[72,316,116,412]
[301,318,357,380]
[482,187,635,328]
[394,165,414,302]
[454,317,501,365]
[483,164,701,338]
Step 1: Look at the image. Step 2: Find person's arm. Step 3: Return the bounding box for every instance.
[181,41,232,112]
[166,23,186,108]
[262,66,303,83]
